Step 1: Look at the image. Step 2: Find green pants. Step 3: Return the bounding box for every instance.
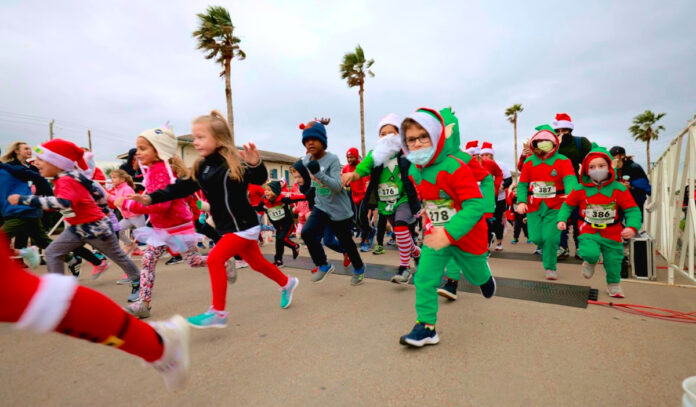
[577,233,623,284]
[415,245,491,325]
[527,203,561,271]
[1,217,52,249]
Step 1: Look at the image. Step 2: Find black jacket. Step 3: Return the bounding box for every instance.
[557,133,592,176]
[149,152,268,234]
[363,152,421,215]
[615,158,651,209]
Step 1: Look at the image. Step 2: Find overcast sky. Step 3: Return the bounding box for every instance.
[1,0,694,169]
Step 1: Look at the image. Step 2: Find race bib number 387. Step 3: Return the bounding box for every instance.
[584,203,617,225]
[532,181,556,198]
[424,199,457,227]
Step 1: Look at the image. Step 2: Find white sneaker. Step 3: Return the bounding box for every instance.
[19,246,40,268]
[494,244,504,252]
[148,315,191,391]
[235,260,248,269]
[581,261,596,279]
[607,284,625,298]
[545,269,558,280]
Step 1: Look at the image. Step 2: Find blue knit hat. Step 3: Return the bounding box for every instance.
[300,119,329,149]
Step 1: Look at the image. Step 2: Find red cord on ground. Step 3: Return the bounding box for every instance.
[588,300,696,324]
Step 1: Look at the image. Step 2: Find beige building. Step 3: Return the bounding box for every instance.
[117,135,300,186]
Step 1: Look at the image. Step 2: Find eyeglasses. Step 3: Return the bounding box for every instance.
[405,134,431,146]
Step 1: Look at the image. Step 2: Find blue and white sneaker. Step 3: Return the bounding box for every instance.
[311,264,334,283]
[280,277,299,309]
[187,308,229,329]
[359,242,371,252]
[399,322,440,347]
[128,280,141,302]
[19,246,40,269]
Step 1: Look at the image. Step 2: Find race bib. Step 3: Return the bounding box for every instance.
[584,203,617,225]
[377,182,400,202]
[424,199,457,227]
[532,181,556,198]
[267,205,286,222]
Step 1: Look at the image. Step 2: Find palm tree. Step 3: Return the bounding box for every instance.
[340,45,374,157]
[629,110,666,172]
[193,5,246,144]
[505,104,524,164]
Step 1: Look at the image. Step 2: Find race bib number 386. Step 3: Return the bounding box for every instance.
[532,181,556,198]
[584,203,616,225]
[424,199,457,227]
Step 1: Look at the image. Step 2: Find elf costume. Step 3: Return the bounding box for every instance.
[399,107,495,347]
[558,144,641,296]
[517,125,577,278]
[354,113,421,282]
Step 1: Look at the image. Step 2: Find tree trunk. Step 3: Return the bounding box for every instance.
[224,57,235,146]
[513,114,518,169]
[646,138,651,172]
[359,86,366,158]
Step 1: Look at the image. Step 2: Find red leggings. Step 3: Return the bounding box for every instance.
[0,233,164,362]
[208,233,289,311]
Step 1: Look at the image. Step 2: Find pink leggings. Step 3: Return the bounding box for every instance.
[208,233,289,311]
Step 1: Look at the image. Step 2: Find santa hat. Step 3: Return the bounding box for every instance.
[480,142,495,156]
[346,147,360,159]
[33,139,87,172]
[378,113,402,135]
[465,140,481,155]
[552,113,574,130]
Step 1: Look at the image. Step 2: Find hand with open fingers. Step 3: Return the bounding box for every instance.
[424,226,451,251]
[341,172,358,186]
[557,221,567,231]
[127,194,151,205]
[239,142,260,166]
[516,202,528,215]
[621,227,636,240]
[7,194,20,205]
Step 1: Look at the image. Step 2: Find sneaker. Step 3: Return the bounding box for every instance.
[581,261,596,279]
[226,261,237,284]
[494,244,504,252]
[126,301,152,319]
[235,260,248,269]
[20,246,41,269]
[280,277,299,309]
[351,267,365,286]
[479,276,496,298]
[311,264,334,283]
[343,253,351,267]
[387,237,396,246]
[390,266,412,285]
[533,248,542,255]
[116,274,131,285]
[607,284,625,298]
[545,269,558,280]
[128,280,140,302]
[274,258,285,268]
[148,315,190,391]
[511,238,519,245]
[165,255,183,266]
[292,245,300,260]
[91,260,109,280]
[399,322,440,347]
[372,245,386,255]
[437,279,458,300]
[310,267,317,274]
[360,242,371,252]
[187,307,229,329]
[557,247,570,260]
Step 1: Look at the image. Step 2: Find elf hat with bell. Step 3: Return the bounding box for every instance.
[552,113,574,130]
[465,140,481,155]
[33,139,88,172]
[480,142,495,156]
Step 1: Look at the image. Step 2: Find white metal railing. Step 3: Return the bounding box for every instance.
[645,117,696,284]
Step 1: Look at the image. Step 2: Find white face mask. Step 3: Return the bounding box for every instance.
[588,168,609,183]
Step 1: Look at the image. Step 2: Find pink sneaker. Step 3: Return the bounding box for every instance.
[91,260,109,280]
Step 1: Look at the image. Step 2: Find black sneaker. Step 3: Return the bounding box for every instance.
[165,255,183,265]
[68,256,82,277]
[399,322,440,347]
[291,245,300,260]
[437,279,458,301]
[479,276,496,299]
[274,258,284,268]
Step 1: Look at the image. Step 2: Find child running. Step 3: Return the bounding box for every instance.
[128,110,298,328]
[116,126,206,319]
[257,180,304,267]
[8,139,141,302]
[299,118,366,285]
[516,125,577,280]
[399,108,496,347]
[108,169,147,254]
[342,114,422,284]
[0,231,191,391]
[558,143,641,297]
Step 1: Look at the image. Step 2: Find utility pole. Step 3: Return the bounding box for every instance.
[87,129,92,151]
[49,120,55,140]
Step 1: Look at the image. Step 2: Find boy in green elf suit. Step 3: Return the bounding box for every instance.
[516,125,577,280]
[398,107,495,348]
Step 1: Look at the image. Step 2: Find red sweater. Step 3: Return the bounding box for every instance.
[342,163,368,204]
[54,176,105,225]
